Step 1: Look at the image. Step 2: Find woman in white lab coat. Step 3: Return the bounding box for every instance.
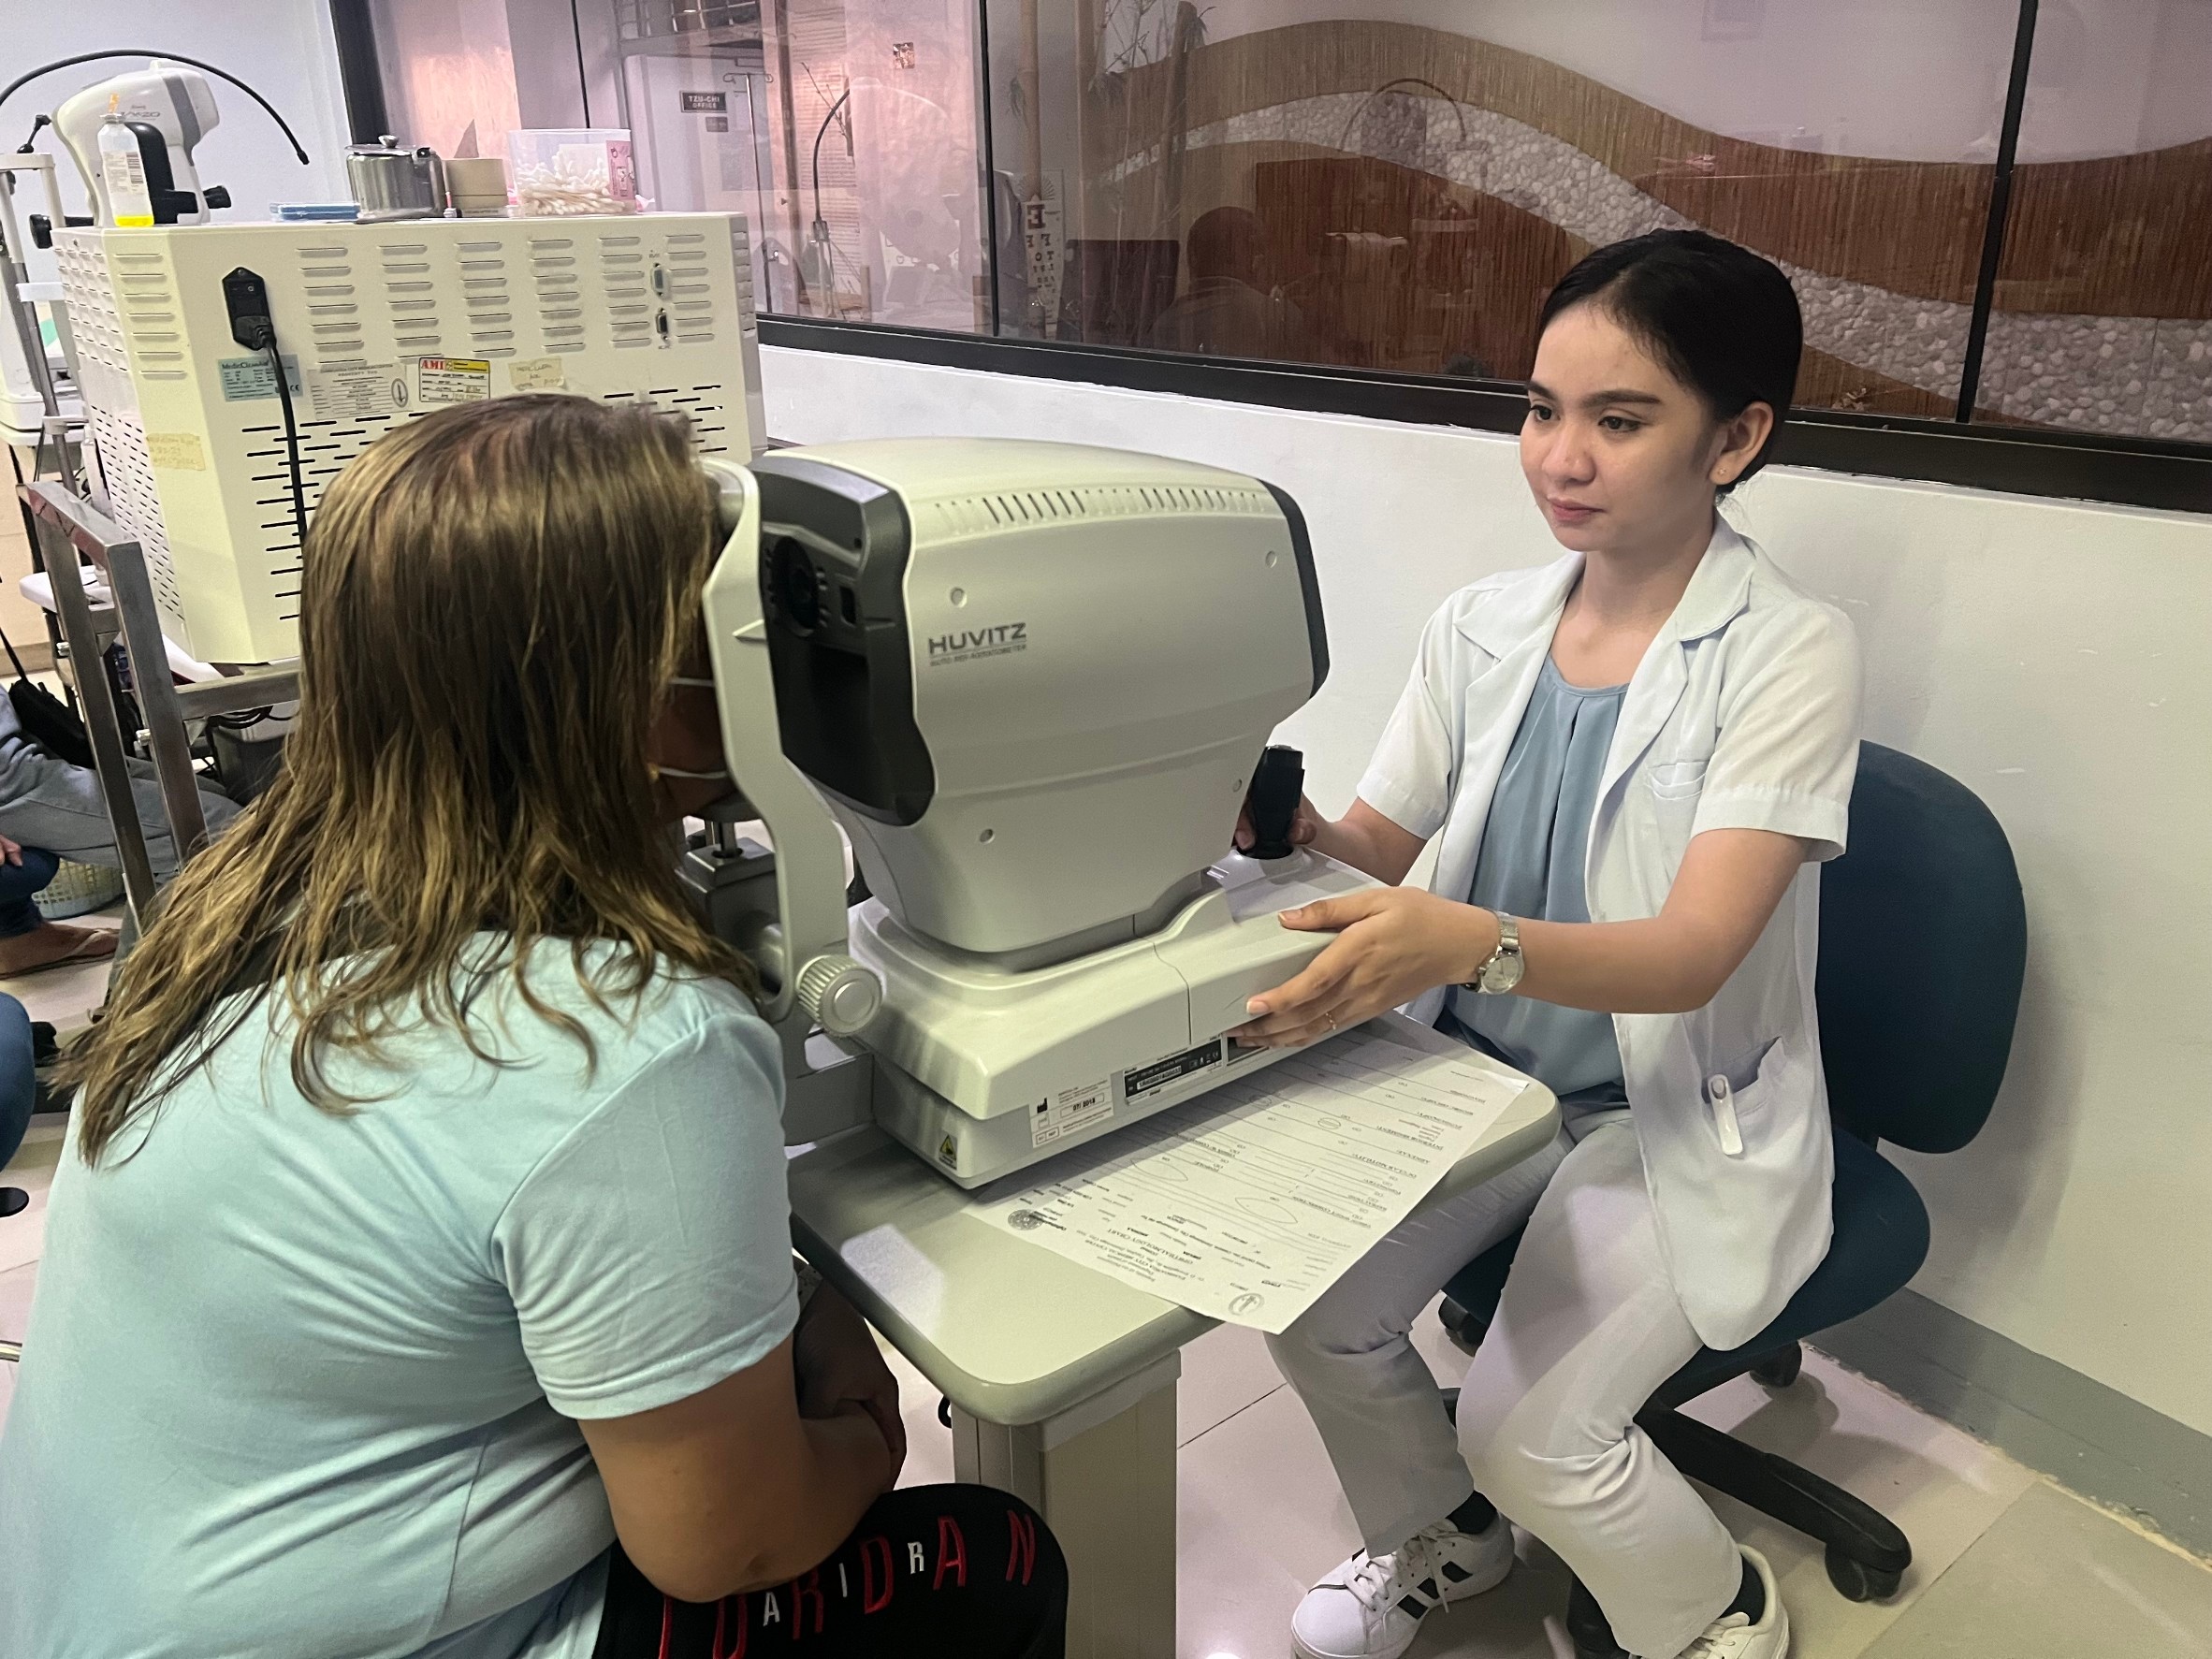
[1237,231,1861,1659]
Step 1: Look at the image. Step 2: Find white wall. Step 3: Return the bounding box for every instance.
[0,3,355,233]
[760,343,2212,1438]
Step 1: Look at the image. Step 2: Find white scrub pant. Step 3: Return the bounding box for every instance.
[1266,1120,1743,1659]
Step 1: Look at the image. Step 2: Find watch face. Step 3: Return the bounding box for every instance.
[1483,952,1525,994]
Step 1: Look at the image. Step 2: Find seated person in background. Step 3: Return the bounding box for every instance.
[0,831,110,975]
[0,395,1067,1659]
[0,989,37,1217]
[1150,205,1309,360]
[0,691,240,973]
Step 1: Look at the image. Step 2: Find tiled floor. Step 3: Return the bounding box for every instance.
[7,965,2209,1659]
[0,908,121,1419]
[873,1307,2212,1659]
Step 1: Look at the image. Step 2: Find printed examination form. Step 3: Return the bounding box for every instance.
[968,1019,1533,1333]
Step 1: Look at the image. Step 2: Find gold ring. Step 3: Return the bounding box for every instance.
[1323,1011,1338,1030]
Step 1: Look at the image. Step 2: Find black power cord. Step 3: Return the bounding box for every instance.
[266,341,308,553]
[222,266,308,553]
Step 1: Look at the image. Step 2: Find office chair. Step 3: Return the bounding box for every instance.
[1436,742,2027,1657]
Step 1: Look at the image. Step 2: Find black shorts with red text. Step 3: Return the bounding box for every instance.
[592,1484,1066,1659]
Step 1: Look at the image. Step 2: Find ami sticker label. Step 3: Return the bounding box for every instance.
[1030,1079,1113,1148]
[416,356,492,405]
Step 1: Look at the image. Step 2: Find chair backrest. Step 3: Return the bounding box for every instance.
[1816,743,2027,1153]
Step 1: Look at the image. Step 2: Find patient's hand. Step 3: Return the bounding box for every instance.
[793,1284,906,1488]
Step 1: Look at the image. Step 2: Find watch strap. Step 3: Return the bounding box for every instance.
[1464,911,1521,993]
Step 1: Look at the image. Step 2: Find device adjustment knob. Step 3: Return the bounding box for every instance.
[794,953,882,1036]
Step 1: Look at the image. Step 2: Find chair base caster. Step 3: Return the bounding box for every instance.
[1751,1342,1804,1390]
[1826,1543,1904,1602]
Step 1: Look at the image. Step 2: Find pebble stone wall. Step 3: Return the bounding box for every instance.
[1104,89,2210,441]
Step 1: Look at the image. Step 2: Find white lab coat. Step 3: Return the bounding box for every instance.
[1357,519,1864,1349]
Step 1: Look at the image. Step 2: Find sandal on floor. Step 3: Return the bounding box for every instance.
[0,924,120,979]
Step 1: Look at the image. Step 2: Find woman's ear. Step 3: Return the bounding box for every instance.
[1709,400,1776,488]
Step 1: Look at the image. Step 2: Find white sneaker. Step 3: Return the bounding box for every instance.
[1290,1518,1515,1659]
[1676,1548,1789,1659]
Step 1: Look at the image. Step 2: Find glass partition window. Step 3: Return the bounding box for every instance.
[606,0,989,328]
[986,0,2030,420]
[371,0,2212,449]
[1978,0,2212,441]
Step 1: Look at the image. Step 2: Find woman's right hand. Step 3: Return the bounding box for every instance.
[1234,793,1324,854]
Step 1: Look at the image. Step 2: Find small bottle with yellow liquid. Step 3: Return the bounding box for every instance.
[97,95,155,227]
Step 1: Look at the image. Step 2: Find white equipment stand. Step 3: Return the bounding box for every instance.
[17,479,293,925]
[790,1045,1560,1658]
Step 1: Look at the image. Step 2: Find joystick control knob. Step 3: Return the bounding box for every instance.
[1244,745,1305,861]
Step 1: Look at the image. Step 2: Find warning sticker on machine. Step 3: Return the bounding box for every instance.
[1030,1079,1114,1148]
[310,362,403,422]
[416,356,492,405]
[1123,1040,1224,1102]
[218,354,302,401]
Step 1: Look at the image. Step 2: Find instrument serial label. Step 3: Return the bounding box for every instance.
[217,354,302,401]
[309,361,403,421]
[1031,1079,1113,1148]
[1123,1040,1224,1102]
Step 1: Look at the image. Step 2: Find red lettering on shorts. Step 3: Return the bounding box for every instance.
[1005,1509,1039,1585]
[711,1595,748,1659]
[860,1535,895,1613]
[789,1568,825,1637]
[933,1516,968,1590]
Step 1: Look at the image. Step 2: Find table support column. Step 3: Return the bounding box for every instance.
[951,1353,1180,1659]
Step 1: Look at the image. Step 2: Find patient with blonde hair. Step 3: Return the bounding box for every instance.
[0,394,1066,1659]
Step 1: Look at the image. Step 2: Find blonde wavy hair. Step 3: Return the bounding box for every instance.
[66,394,753,1165]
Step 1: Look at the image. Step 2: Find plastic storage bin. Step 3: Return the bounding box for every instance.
[508,129,638,216]
[32,859,124,921]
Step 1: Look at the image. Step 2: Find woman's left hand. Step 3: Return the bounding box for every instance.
[793,1284,907,1486]
[1233,889,1498,1049]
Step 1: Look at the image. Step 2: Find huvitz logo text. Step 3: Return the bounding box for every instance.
[926,621,1028,666]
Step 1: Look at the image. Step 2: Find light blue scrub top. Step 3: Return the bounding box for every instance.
[0,939,799,1659]
[1448,655,1631,1126]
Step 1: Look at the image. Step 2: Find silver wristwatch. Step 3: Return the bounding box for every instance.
[1465,912,1525,995]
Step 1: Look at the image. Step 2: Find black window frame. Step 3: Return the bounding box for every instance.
[762,316,2212,515]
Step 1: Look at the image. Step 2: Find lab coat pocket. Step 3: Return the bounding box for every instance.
[1647,758,1710,801]
[1705,1037,1783,1157]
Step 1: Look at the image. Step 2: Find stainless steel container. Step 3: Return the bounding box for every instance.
[346,136,447,223]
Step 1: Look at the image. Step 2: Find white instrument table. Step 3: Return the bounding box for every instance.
[789,1033,1559,1657]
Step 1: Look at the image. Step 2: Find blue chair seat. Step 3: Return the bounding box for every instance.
[1440,1129,1931,1403]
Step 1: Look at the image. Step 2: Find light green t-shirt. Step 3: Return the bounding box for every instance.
[0,940,798,1659]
